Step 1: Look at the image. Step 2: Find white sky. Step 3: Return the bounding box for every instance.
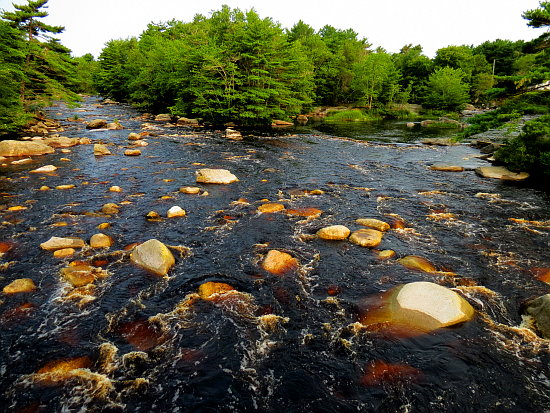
[0,0,546,58]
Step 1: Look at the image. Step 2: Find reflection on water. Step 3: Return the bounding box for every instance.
[0,97,549,412]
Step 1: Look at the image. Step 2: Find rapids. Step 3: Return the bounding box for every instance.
[0,97,549,412]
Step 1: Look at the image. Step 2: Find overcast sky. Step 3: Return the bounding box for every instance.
[0,0,545,58]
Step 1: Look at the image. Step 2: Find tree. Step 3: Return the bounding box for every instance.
[522,1,550,28]
[392,44,433,103]
[422,67,470,111]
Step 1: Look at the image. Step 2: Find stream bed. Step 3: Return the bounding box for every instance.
[0,97,549,412]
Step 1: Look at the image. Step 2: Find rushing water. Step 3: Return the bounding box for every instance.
[0,97,549,412]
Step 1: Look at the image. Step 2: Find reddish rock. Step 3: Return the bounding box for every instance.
[261,250,298,275]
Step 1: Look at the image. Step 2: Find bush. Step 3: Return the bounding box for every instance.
[325,109,380,122]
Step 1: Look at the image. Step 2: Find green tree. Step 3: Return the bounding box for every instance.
[522,1,550,28]
[422,66,470,111]
[392,44,432,103]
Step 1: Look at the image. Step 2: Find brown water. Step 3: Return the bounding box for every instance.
[0,97,549,412]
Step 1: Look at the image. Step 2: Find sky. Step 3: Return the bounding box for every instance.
[0,0,546,58]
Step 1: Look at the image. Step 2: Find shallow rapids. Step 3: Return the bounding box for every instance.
[0,97,549,412]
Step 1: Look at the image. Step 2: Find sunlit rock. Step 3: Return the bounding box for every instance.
[0,140,55,157]
[421,138,457,146]
[39,185,50,191]
[430,164,465,172]
[79,137,92,145]
[198,281,235,300]
[272,119,293,127]
[167,206,186,218]
[90,233,113,248]
[109,185,122,192]
[531,267,550,284]
[349,229,383,248]
[101,203,120,214]
[42,136,79,148]
[34,356,93,385]
[118,320,167,351]
[361,360,422,386]
[195,168,238,184]
[475,166,529,181]
[258,203,285,213]
[286,207,322,218]
[97,223,110,230]
[261,250,298,275]
[155,114,172,122]
[177,117,199,126]
[225,128,242,140]
[296,114,308,125]
[397,255,437,273]
[40,236,85,251]
[522,294,550,339]
[127,132,141,141]
[316,225,350,240]
[360,281,475,335]
[2,278,37,294]
[7,205,27,211]
[30,165,57,173]
[376,249,396,260]
[130,239,175,276]
[9,157,33,165]
[106,121,124,130]
[93,144,112,156]
[60,264,99,287]
[124,149,141,156]
[55,184,75,190]
[355,218,390,232]
[179,186,201,194]
[132,140,149,147]
[53,248,76,258]
[146,211,161,221]
[86,119,108,129]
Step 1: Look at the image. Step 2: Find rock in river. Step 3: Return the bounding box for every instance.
[130,239,175,276]
[0,140,55,157]
[397,255,437,273]
[90,233,113,248]
[261,250,298,275]
[198,282,236,300]
[355,218,390,232]
[86,119,108,129]
[316,225,350,240]
[349,229,383,248]
[522,294,550,339]
[94,144,112,156]
[3,278,37,294]
[258,203,285,213]
[40,236,85,251]
[195,168,238,184]
[361,281,475,335]
[475,166,529,181]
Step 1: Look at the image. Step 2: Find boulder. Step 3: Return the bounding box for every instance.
[86,119,108,129]
[42,136,80,148]
[94,144,112,156]
[522,294,550,339]
[3,278,37,294]
[397,255,437,273]
[261,250,298,275]
[130,239,175,276]
[355,218,390,232]
[90,233,113,248]
[430,164,465,172]
[106,121,124,130]
[167,206,186,218]
[316,225,350,240]
[258,203,285,213]
[0,140,55,157]
[195,168,238,184]
[361,281,475,334]
[155,114,172,122]
[127,133,141,141]
[225,128,242,140]
[176,117,199,126]
[34,356,93,385]
[179,186,201,194]
[475,166,529,181]
[198,281,236,300]
[40,237,85,251]
[349,229,383,248]
[30,165,58,173]
[60,264,107,287]
[124,149,142,156]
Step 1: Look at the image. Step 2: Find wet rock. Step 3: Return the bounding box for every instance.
[30,165,57,173]
[261,250,298,275]
[272,119,293,127]
[356,218,390,232]
[179,186,201,194]
[522,294,550,339]
[349,229,383,248]
[286,207,323,218]
[39,186,51,191]
[0,140,55,157]
[531,267,550,284]
[101,203,120,215]
[131,140,149,147]
[128,133,141,141]
[109,185,122,192]
[420,138,457,146]
[177,117,199,126]
[97,222,110,230]
[155,114,172,122]
[94,144,112,156]
[167,206,186,218]
[60,264,104,287]
[55,184,75,190]
[430,164,465,172]
[3,278,37,294]
[258,203,285,213]
[397,255,437,273]
[40,236,85,251]
[376,249,396,260]
[316,225,350,240]
[475,166,529,181]
[106,121,124,130]
[406,122,416,128]
[53,248,76,258]
[146,211,161,220]
[296,114,308,125]
[225,128,242,140]
[198,281,235,300]
[34,356,93,384]
[42,136,79,148]
[361,360,422,387]
[124,149,141,156]
[195,168,238,184]
[90,233,113,248]
[130,239,175,276]
[86,119,108,129]
[79,137,92,145]
[361,281,475,334]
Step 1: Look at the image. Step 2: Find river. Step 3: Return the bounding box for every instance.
[0,97,549,412]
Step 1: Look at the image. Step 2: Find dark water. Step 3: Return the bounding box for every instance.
[1,97,549,412]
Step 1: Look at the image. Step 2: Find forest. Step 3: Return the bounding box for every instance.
[0,0,549,174]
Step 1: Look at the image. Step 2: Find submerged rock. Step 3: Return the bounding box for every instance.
[361,281,475,335]
[475,166,529,181]
[258,203,285,213]
[60,264,108,287]
[522,294,550,339]
[317,225,350,240]
[3,278,37,294]
[355,218,390,232]
[198,282,235,300]
[94,144,112,156]
[286,207,322,218]
[40,237,85,251]
[261,250,298,275]
[101,203,120,215]
[195,168,238,184]
[90,233,113,248]
[397,255,437,273]
[130,239,175,276]
[0,140,55,157]
[179,186,201,194]
[34,356,93,385]
[349,229,383,248]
